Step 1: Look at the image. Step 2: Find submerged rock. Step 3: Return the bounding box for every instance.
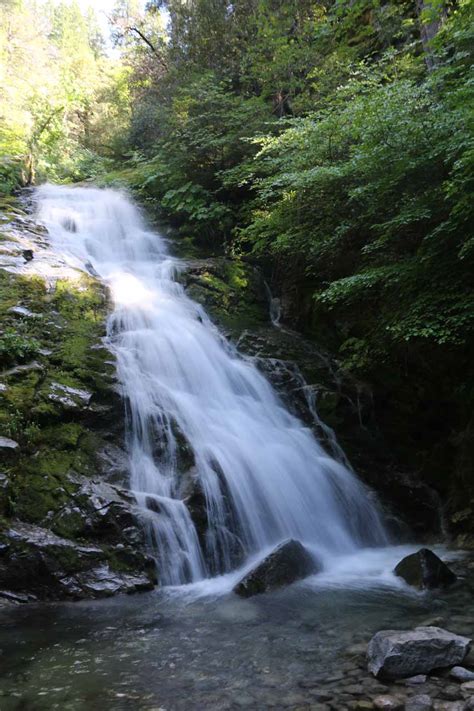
[405,695,432,711]
[373,696,405,710]
[367,626,471,679]
[394,548,457,590]
[233,539,319,597]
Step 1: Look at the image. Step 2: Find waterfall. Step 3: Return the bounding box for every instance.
[36,184,388,586]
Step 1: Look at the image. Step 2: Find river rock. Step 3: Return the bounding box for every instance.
[233,539,319,597]
[450,667,474,682]
[367,627,471,679]
[405,675,428,685]
[47,381,93,410]
[405,695,433,711]
[394,549,457,589]
[373,695,405,710]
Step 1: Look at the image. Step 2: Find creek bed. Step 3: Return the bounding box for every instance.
[0,547,473,710]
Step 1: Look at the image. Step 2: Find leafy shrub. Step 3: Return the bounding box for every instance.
[0,331,41,366]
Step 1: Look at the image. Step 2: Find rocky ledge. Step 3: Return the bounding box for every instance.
[0,195,156,601]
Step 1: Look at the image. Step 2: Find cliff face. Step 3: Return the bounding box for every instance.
[0,195,156,602]
[179,254,473,547]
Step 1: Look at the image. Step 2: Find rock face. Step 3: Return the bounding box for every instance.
[368,626,471,679]
[394,548,457,589]
[0,197,157,601]
[0,520,156,601]
[233,540,319,597]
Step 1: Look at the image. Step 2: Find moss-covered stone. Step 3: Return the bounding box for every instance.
[0,196,156,600]
[182,257,268,337]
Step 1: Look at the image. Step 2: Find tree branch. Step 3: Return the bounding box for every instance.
[127,26,168,69]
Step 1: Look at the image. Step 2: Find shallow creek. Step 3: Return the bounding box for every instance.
[1,547,473,711]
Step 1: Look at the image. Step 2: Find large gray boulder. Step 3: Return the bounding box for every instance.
[233,539,319,597]
[368,627,471,679]
[394,548,457,589]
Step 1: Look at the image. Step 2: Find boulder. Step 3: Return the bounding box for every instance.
[368,627,471,679]
[394,549,457,590]
[450,667,474,682]
[233,539,319,597]
[50,475,145,547]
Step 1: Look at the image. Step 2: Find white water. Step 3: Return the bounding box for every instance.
[36,184,389,587]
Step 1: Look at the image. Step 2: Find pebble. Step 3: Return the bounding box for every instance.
[346,644,369,657]
[450,666,474,681]
[344,685,365,695]
[373,695,405,710]
[433,702,465,711]
[405,695,433,711]
[309,691,333,702]
[464,697,474,710]
[461,682,474,694]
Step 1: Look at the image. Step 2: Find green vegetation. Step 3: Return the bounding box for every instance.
[1,0,474,537]
[0,0,130,192]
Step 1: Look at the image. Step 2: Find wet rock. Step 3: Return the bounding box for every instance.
[0,521,155,600]
[233,539,319,597]
[439,686,463,701]
[450,667,474,682]
[22,249,33,261]
[60,564,153,598]
[50,475,146,547]
[464,650,474,668]
[0,436,19,450]
[461,682,474,694]
[433,702,465,711]
[368,627,471,679]
[405,695,433,711]
[373,695,405,710]
[464,697,474,710]
[47,382,93,410]
[95,443,130,485]
[394,549,457,590]
[7,304,40,318]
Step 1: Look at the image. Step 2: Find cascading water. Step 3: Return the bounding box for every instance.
[36,184,388,587]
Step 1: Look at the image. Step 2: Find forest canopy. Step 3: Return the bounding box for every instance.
[1,0,473,386]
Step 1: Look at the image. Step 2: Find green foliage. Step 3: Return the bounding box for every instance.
[0,0,131,193]
[0,330,41,366]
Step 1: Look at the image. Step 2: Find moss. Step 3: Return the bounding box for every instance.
[0,271,46,319]
[9,461,76,523]
[185,257,268,338]
[35,423,86,449]
[0,252,116,529]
